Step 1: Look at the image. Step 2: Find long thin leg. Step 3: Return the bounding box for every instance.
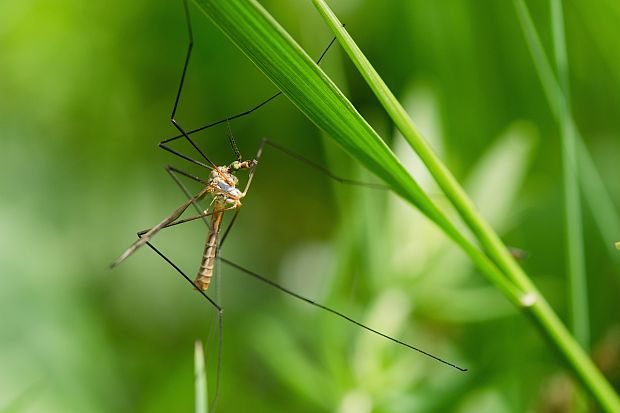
[170,0,193,123]
[150,161,232,411]
[111,186,210,268]
[159,31,339,166]
[263,139,389,190]
[165,0,220,172]
[143,239,223,411]
[167,165,205,186]
[170,120,220,172]
[165,165,210,224]
[218,209,240,250]
[218,257,467,372]
[145,163,224,411]
[134,162,237,409]
[241,138,266,195]
[136,206,236,237]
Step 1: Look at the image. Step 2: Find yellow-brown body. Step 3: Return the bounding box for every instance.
[192,159,256,291]
[194,198,226,290]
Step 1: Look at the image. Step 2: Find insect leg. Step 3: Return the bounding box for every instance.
[165,165,210,224]
[163,0,220,171]
[170,0,193,124]
[241,137,267,195]
[218,257,467,372]
[159,26,340,164]
[157,162,237,411]
[136,208,233,237]
[111,186,209,268]
[218,209,240,250]
[262,139,389,190]
[143,239,223,412]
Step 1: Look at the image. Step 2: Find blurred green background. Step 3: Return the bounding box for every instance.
[1,0,619,412]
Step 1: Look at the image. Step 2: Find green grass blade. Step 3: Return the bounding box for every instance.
[194,340,207,413]
[551,4,590,412]
[514,0,620,274]
[551,0,589,352]
[194,0,419,207]
[193,0,523,304]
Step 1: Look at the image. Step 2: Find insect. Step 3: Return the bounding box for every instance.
[111,124,259,292]
[111,0,466,409]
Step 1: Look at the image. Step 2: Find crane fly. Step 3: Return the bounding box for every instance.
[111,0,467,410]
[111,129,260,292]
[194,158,256,290]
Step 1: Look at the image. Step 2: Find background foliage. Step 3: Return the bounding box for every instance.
[1,0,619,412]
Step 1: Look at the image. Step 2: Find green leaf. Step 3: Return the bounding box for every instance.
[194,0,419,209]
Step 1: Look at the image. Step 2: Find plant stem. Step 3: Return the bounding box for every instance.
[529,300,618,412]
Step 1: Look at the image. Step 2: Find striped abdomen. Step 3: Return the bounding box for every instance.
[194,208,224,291]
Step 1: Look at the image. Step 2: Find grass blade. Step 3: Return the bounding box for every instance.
[551,3,589,411]
[195,340,208,413]
[550,0,589,352]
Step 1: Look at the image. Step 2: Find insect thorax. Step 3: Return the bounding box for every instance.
[209,166,242,205]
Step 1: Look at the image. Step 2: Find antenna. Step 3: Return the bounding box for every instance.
[226,119,242,161]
